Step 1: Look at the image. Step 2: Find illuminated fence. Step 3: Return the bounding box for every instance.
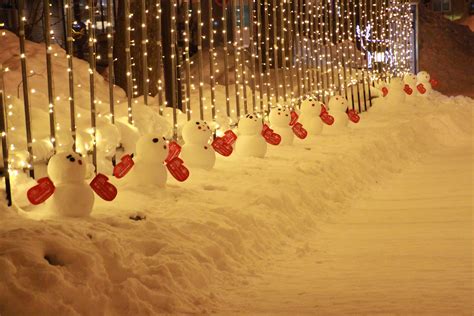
[0,0,416,205]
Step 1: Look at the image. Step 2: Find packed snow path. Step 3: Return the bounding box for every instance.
[220,144,473,315]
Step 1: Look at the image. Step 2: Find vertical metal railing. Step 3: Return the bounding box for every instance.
[0,64,12,206]
[0,0,417,205]
[87,0,97,171]
[42,0,57,150]
[17,0,35,178]
[65,0,77,151]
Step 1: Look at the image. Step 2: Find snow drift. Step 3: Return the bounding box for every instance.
[0,92,472,314]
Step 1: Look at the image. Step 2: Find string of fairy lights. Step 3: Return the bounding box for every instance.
[0,0,416,205]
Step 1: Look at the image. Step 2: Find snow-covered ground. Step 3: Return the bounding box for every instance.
[0,90,472,314]
[217,144,473,315]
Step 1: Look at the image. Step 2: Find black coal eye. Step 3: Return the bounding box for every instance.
[152,138,159,143]
[196,122,200,125]
[162,137,166,141]
[69,157,75,162]
[66,154,72,159]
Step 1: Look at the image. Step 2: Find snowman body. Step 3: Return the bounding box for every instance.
[128,134,168,187]
[235,114,267,158]
[52,184,94,217]
[417,71,433,96]
[386,77,406,105]
[181,120,216,170]
[299,100,324,135]
[269,107,294,146]
[47,152,94,217]
[326,95,349,132]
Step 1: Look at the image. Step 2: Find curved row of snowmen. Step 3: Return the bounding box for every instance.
[376,70,438,105]
[27,71,436,217]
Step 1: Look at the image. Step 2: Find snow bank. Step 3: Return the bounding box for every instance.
[0,91,472,314]
[0,30,183,165]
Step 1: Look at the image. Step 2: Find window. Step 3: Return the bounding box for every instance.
[432,0,452,12]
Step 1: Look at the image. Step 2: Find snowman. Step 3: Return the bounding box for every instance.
[181,120,216,170]
[403,73,417,99]
[416,71,433,96]
[299,99,324,136]
[235,113,267,158]
[269,107,294,146]
[374,80,389,98]
[27,152,117,217]
[126,134,169,187]
[385,77,406,105]
[326,95,349,132]
[113,134,190,185]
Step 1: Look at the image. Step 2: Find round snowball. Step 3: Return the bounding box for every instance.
[236,135,267,158]
[269,107,292,128]
[136,134,168,163]
[328,95,348,113]
[301,100,323,115]
[387,77,406,103]
[417,71,430,83]
[238,113,262,136]
[181,144,216,170]
[51,183,94,217]
[182,120,212,145]
[403,73,417,86]
[47,152,86,185]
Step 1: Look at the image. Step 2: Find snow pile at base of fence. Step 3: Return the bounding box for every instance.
[0,91,472,314]
[0,30,374,172]
[1,30,185,169]
[1,31,121,164]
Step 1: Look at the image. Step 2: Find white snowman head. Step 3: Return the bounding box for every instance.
[269,107,292,127]
[182,120,212,145]
[403,73,417,86]
[417,71,430,83]
[301,99,324,115]
[301,97,315,109]
[48,151,86,185]
[328,95,348,113]
[238,113,262,136]
[136,134,168,163]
